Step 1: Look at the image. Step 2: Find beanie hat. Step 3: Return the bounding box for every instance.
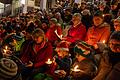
[32,28,45,38]
[0,58,18,79]
[94,11,103,18]
[56,41,69,51]
[74,41,93,58]
[114,16,120,23]
[110,31,120,41]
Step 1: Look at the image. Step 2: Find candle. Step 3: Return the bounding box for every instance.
[102,14,105,17]
[71,65,84,73]
[57,0,59,3]
[54,30,62,40]
[3,46,10,57]
[45,59,52,64]
[3,46,8,54]
[102,40,105,43]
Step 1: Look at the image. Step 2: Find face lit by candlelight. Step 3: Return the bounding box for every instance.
[109,39,120,53]
[34,36,44,44]
[93,16,103,27]
[76,53,86,62]
[114,21,120,31]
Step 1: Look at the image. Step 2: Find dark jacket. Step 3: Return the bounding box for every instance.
[71,59,97,80]
[93,48,120,80]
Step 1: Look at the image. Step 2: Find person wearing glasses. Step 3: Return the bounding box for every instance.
[93,31,120,80]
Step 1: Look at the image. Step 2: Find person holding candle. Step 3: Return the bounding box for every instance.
[45,18,62,47]
[52,41,72,80]
[85,11,110,49]
[71,41,98,80]
[93,31,120,80]
[20,28,53,80]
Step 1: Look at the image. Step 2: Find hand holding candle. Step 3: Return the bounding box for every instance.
[3,46,10,57]
[97,40,107,52]
[71,65,80,72]
[71,65,84,73]
[45,58,53,65]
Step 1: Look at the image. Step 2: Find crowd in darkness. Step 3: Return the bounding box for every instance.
[0,0,120,80]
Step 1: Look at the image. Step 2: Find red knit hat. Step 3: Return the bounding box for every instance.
[56,41,69,51]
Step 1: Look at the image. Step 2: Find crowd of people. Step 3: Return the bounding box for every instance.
[0,0,120,80]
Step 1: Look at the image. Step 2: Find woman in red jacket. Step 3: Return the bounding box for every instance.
[20,28,53,79]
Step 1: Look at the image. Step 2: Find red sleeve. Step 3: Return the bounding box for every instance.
[33,43,53,68]
[57,26,62,35]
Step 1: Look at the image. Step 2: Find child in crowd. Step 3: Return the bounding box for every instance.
[71,41,98,80]
[52,41,72,80]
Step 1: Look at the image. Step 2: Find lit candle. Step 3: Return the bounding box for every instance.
[3,46,9,57]
[71,65,84,73]
[57,0,59,3]
[102,14,105,17]
[3,46,8,54]
[45,59,52,64]
[102,40,105,43]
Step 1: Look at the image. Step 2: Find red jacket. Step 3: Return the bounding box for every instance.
[46,25,62,44]
[20,41,53,68]
[85,23,110,46]
[65,23,86,43]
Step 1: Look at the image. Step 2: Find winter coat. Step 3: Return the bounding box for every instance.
[85,23,110,46]
[93,47,120,80]
[71,59,97,80]
[20,40,53,69]
[46,25,62,45]
[65,23,86,43]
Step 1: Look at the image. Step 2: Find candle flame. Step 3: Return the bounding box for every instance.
[103,40,105,43]
[5,46,8,49]
[3,49,7,54]
[46,59,52,64]
[102,14,105,17]
[72,65,80,72]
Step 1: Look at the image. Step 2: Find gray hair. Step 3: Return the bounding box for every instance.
[73,13,82,20]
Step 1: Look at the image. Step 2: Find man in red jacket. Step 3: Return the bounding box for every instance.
[63,13,86,43]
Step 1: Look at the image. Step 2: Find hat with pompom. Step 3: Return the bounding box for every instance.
[74,41,94,58]
[0,58,18,79]
[56,41,69,51]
